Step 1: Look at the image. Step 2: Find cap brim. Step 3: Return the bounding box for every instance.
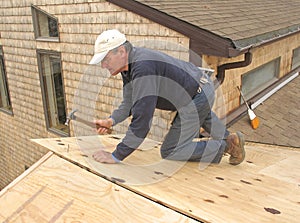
[89,51,108,65]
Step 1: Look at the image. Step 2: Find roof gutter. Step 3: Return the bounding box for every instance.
[214,51,252,87]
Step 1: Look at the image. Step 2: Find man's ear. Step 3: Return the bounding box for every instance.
[118,46,127,57]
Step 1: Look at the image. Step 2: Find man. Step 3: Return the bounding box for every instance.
[90,29,245,165]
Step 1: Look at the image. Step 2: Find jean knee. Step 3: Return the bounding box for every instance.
[160,143,175,159]
[160,146,168,159]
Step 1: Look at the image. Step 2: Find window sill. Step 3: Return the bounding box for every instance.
[0,108,13,116]
[36,37,59,42]
[48,127,70,137]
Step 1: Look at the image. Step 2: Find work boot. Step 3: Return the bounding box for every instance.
[225,131,245,165]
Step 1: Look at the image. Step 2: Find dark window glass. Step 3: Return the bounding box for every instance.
[0,47,12,113]
[38,51,68,135]
[32,6,59,39]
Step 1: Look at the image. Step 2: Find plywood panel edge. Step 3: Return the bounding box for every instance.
[0,151,53,197]
[246,141,299,151]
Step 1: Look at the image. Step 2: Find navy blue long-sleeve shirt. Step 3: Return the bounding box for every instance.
[111,47,207,161]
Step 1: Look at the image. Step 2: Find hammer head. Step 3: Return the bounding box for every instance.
[65,109,78,126]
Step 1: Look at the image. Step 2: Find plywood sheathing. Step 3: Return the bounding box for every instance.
[0,152,197,223]
[31,136,300,223]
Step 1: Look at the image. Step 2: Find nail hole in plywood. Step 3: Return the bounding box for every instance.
[204,199,215,203]
[219,195,229,198]
[264,207,281,214]
[240,180,252,185]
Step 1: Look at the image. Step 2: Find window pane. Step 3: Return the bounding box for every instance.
[32,6,59,39]
[292,47,300,70]
[39,52,68,134]
[48,17,58,37]
[242,58,280,100]
[51,59,66,125]
[0,49,11,112]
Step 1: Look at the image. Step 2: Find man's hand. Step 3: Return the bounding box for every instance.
[92,150,117,164]
[94,118,113,134]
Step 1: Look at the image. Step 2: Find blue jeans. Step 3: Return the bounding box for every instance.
[160,78,229,163]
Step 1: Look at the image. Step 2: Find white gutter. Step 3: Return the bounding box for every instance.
[251,71,299,109]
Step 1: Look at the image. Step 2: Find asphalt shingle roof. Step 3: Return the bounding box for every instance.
[229,75,300,148]
[134,0,300,49]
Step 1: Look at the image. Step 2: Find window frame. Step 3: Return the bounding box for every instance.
[241,58,280,101]
[0,46,13,115]
[31,5,60,42]
[36,49,69,136]
[291,47,300,70]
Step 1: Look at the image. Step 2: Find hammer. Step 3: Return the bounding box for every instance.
[65,109,112,134]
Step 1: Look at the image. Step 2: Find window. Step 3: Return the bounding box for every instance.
[292,47,300,70]
[241,58,280,100]
[31,5,59,40]
[0,46,12,114]
[37,50,68,135]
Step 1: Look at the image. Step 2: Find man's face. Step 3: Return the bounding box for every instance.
[101,47,128,76]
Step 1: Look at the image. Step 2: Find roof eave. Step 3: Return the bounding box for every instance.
[107,0,234,58]
[108,0,300,59]
[230,27,300,57]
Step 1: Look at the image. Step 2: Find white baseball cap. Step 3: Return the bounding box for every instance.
[89,29,127,64]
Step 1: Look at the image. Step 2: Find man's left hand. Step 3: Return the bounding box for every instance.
[92,150,117,164]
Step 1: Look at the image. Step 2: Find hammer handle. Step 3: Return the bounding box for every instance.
[75,116,113,134]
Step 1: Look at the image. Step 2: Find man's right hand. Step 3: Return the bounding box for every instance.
[94,118,113,134]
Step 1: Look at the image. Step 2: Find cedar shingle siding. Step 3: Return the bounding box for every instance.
[1,0,300,189]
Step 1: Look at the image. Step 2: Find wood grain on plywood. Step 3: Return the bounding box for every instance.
[31,136,300,223]
[0,154,197,223]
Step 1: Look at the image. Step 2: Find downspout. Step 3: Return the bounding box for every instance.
[214,51,252,88]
